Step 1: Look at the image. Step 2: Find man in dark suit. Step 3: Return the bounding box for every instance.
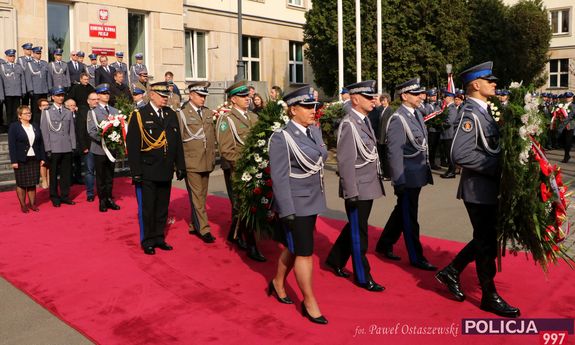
[67,50,85,84]
[127,82,186,255]
[376,78,436,271]
[435,61,520,318]
[94,55,116,86]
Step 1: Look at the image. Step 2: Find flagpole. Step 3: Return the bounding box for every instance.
[338,0,344,99]
[355,0,361,82]
[377,0,382,93]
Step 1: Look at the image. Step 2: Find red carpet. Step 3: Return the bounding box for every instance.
[0,178,573,345]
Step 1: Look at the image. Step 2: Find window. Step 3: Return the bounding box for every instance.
[242,36,260,81]
[185,30,207,80]
[549,59,569,88]
[550,9,570,35]
[289,42,304,84]
[128,13,147,65]
[288,0,304,7]
[47,2,71,61]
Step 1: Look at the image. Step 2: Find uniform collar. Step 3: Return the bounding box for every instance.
[290,120,308,133]
[402,104,416,116]
[351,108,366,120]
[468,97,488,113]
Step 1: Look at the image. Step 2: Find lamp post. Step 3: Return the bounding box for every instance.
[235,0,245,82]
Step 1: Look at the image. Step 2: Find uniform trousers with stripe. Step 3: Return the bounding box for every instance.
[326,199,373,284]
[137,180,172,248]
[185,171,211,235]
[4,96,21,125]
[450,202,498,293]
[223,167,257,246]
[94,154,115,200]
[377,187,426,264]
[49,152,72,202]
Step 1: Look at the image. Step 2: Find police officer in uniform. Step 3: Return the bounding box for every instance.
[133,88,147,108]
[435,61,520,318]
[48,49,70,90]
[24,47,49,125]
[131,68,150,98]
[129,53,147,85]
[110,52,128,86]
[269,85,329,324]
[217,80,266,262]
[127,82,186,255]
[439,90,459,178]
[325,80,385,292]
[87,83,122,212]
[375,78,436,271]
[424,88,442,169]
[86,54,98,87]
[0,49,27,126]
[177,81,217,244]
[18,43,34,107]
[40,86,77,207]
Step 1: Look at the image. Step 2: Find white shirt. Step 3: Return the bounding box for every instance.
[468,96,488,113]
[290,120,308,134]
[150,102,163,118]
[22,123,36,157]
[351,108,367,121]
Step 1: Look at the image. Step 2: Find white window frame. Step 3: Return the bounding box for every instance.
[242,36,260,81]
[185,30,208,81]
[289,41,304,84]
[549,8,571,35]
[549,58,569,88]
[288,0,304,8]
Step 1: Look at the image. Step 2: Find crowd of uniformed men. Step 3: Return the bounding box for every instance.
[5,42,575,323]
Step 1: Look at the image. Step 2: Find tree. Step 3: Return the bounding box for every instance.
[304,0,472,97]
[505,0,551,87]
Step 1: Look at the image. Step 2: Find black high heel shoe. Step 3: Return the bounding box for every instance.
[301,302,328,325]
[267,281,294,304]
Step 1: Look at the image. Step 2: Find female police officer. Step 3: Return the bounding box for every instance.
[268,85,328,324]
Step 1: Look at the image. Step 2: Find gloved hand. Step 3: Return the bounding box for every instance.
[346,196,359,208]
[281,214,296,231]
[176,169,186,181]
[132,175,143,184]
[393,184,405,196]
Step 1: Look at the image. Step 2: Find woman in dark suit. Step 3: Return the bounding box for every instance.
[268,86,328,324]
[8,105,46,212]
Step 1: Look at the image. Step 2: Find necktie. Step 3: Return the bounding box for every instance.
[58,108,62,115]
[158,109,163,119]
[74,62,78,70]
[105,67,109,73]
[104,105,110,115]
[364,117,371,129]
[306,128,316,143]
[487,105,493,117]
[197,108,203,119]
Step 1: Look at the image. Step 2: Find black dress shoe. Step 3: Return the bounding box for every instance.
[143,246,155,255]
[198,232,216,243]
[561,156,570,163]
[87,196,95,202]
[301,302,328,325]
[99,200,108,212]
[357,280,385,292]
[61,199,76,205]
[247,246,266,262]
[430,165,441,170]
[411,261,438,271]
[376,247,401,261]
[435,265,465,302]
[52,201,61,208]
[480,293,521,318]
[156,242,173,251]
[228,237,248,250]
[326,262,350,278]
[267,280,294,304]
[440,172,456,179]
[106,199,120,210]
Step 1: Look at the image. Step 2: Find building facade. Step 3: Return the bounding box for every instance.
[504,0,575,92]
[0,0,316,107]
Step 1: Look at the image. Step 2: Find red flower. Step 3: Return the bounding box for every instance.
[540,161,552,176]
[264,167,271,174]
[266,191,273,198]
[555,171,563,187]
[265,179,273,187]
[250,206,258,214]
[540,183,552,202]
[253,187,262,195]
